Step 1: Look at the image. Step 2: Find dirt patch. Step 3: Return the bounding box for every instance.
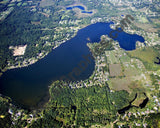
[124,67,140,77]
[109,64,122,77]
[31,21,41,25]
[9,45,27,56]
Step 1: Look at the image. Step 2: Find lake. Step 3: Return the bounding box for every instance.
[66,5,93,14]
[0,22,145,108]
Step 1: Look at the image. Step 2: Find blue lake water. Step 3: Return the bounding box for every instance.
[66,5,93,14]
[0,22,145,108]
[66,6,85,10]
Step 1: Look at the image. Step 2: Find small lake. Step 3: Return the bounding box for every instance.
[0,22,145,108]
[66,5,93,14]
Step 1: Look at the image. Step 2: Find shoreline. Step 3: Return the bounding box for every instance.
[2,22,95,73]
[3,37,74,73]
[0,22,110,110]
[0,24,87,109]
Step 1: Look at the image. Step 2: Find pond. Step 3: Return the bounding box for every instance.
[66,5,93,14]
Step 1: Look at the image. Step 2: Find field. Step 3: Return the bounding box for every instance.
[133,22,158,32]
[127,47,158,64]
[105,50,120,64]
[107,49,153,97]
[119,54,130,63]
[110,77,132,93]
[123,66,140,77]
[109,76,148,95]
[109,64,122,77]
[131,92,147,106]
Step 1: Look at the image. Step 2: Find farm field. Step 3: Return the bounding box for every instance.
[127,47,158,64]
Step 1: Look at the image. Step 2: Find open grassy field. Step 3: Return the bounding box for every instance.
[110,77,132,93]
[133,22,158,32]
[132,92,147,106]
[105,50,120,64]
[109,76,148,95]
[127,47,158,64]
[123,66,140,77]
[119,54,130,63]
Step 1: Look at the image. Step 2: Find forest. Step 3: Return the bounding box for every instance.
[0,0,76,72]
[28,80,130,127]
[1,80,159,127]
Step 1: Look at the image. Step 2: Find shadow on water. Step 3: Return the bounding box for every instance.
[118,93,137,114]
[118,93,149,114]
[154,57,160,65]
